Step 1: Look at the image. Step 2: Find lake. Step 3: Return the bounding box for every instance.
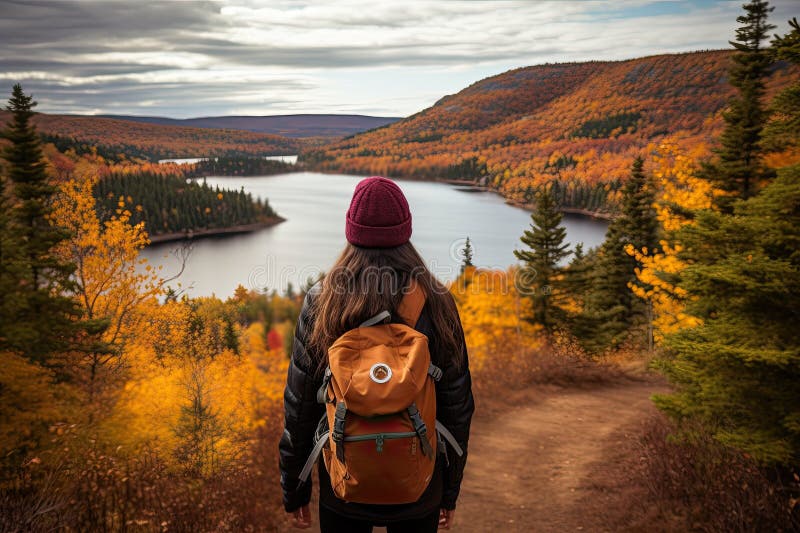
[139,172,609,298]
[158,155,299,165]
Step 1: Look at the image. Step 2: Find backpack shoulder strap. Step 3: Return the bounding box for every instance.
[396,279,426,328]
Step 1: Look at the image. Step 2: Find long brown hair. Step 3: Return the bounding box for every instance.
[308,242,463,375]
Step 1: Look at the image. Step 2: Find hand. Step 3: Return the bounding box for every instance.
[288,504,311,529]
[439,508,455,530]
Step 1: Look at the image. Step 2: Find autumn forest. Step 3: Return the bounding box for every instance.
[1,1,800,531]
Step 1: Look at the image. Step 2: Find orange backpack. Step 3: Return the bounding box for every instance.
[298,281,463,504]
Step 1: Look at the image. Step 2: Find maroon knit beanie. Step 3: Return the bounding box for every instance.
[345,176,412,248]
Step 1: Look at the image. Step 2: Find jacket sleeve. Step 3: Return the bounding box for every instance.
[436,306,475,510]
[278,288,325,512]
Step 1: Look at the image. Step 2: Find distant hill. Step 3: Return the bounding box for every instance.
[303,50,799,213]
[0,111,305,162]
[95,114,402,138]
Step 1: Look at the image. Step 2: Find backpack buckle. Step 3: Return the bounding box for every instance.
[316,366,333,404]
[407,402,434,458]
[428,363,443,382]
[332,402,347,464]
[332,401,346,442]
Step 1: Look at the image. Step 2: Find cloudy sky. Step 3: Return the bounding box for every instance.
[0,0,796,118]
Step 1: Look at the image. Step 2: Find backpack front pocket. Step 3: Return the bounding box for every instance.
[338,431,425,504]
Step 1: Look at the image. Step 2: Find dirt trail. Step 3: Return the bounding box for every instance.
[292,380,665,533]
[455,381,666,532]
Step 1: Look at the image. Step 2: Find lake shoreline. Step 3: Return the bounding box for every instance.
[504,199,616,221]
[146,216,286,244]
[437,178,490,191]
[295,169,616,222]
[415,177,616,221]
[440,180,616,220]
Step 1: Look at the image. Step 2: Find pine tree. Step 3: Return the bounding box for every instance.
[762,17,800,153]
[0,157,27,346]
[175,361,224,477]
[562,243,591,298]
[652,15,800,466]
[0,84,83,361]
[561,243,597,341]
[514,188,570,333]
[575,158,658,352]
[624,158,659,253]
[702,0,776,211]
[655,166,800,464]
[460,236,474,273]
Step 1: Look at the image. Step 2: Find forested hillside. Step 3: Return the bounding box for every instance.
[303,50,799,214]
[100,114,402,138]
[0,111,304,161]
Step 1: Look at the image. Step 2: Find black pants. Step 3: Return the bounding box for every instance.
[319,504,439,533]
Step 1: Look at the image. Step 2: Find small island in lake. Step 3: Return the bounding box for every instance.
[95,167,285,244]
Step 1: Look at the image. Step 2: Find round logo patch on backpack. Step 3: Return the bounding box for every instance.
[369,363,392,383]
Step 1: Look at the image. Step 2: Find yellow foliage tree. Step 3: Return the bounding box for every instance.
[50,157,168,415]
[451,266,540,370]
[49,154,262,469]
[626,141,717,341]
[109,298,284,475]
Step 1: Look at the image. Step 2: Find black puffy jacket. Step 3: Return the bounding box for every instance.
[278,283,475,522]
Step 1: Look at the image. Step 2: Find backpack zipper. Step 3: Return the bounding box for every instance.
[343,432,418,453]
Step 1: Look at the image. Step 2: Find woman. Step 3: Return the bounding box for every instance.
[279,176,475,532]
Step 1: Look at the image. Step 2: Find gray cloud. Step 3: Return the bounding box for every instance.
[8,77,313,116]
[0,59,174,77]
[0,1,224,45]
[0,0,797,117]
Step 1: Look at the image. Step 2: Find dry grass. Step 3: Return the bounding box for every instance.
[595,414,800,532]
[470,333,651,412]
